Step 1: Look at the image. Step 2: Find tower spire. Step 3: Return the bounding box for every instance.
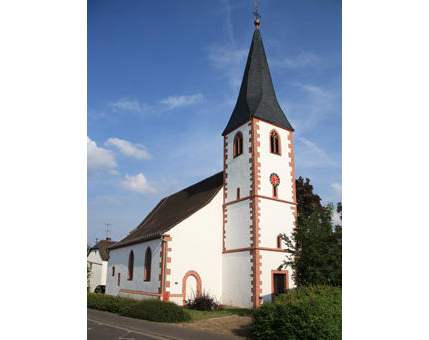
[222,23,294,135]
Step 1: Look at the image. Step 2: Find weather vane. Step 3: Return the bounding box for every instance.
[253,3,261,27]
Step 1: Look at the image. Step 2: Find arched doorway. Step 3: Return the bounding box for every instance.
[182,270,202,305]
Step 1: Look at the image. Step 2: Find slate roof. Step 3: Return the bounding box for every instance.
[109,171,223,250]
[223,27,294,135]
[89,238,117,261]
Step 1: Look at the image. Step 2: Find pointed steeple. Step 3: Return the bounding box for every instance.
[223,26,293,135]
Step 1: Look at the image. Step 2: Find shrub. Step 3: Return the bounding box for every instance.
[120,299,191,323]
[87,293,190,323]
[250,286,341,340]
[87,293,138,313]
[187,291,223,311]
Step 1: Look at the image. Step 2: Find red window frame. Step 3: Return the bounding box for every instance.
[233,132,243,158]
[270,130,281,155]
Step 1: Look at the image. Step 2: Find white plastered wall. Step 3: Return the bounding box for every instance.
[259,250,295,303]
[222,251,253,308]
[225,122,252,203]
[105,238,162,300]
[224,199,252,250]
[258,199,295,249]
[167,189,223,305]
[257,120,294,202]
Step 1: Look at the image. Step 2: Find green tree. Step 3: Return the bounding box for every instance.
[296,176,323,217]
[281,203,342,287]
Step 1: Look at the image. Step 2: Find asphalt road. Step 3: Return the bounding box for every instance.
[87,309,245,340]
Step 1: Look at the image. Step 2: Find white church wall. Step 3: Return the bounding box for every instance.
[105,238,162,300]
[258,198,295,249]
[257,120,294,203]
[259,250,295,304]
[224,199,252,250]
[225,122,252,203]
[222,251,253,308]
[167,190,223,305]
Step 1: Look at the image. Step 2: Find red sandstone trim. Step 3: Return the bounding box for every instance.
[269,129,282,156]
[271,270,289,301]
[287,131,297,204]
[223,194,297,208]
[119,289,162,297]
[182,270,202,305]
[158,234,172,301]
[158,238,166,296]
[223,247,287,254]
[223,136,228,251]
[277,234,282,249]
[169,293,184,297]
[250,118,262,308]
[233,131,243,158]
[223,195,251,207]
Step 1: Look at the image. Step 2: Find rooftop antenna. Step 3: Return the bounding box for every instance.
[95,237,98,244]
[253,2,261,27]
[104,223,112,239]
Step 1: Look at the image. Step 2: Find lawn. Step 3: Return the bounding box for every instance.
[184,307,253,322]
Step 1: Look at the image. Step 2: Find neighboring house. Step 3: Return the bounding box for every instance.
[87,237,117,292]
[106,22,297,308]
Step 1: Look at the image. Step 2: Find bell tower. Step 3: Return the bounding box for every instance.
[221,19,297,308]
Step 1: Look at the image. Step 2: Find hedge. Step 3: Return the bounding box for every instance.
[87,293,191,323]
[250,285,341,340]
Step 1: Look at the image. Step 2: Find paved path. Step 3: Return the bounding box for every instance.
[87,309,247,340]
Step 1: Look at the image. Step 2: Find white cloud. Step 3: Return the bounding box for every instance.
[208,45,248,90]
[331,182,342,195]
[120,173,158,194]
[105,137,151,160]
[160,93,204,110]
[295,137,340,168]
[279,83,339,134]
[273,52,319,69]
[87,137,117,178]
[108,99,150,114]
[91,195,123,206]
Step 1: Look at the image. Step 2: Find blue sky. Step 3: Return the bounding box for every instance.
[87,0,342,245]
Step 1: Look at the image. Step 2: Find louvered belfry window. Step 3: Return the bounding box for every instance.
[233,132,243,157]
[270,130,281,155]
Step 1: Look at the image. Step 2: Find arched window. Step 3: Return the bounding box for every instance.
[233,132,243,157]
[270,130,281,155]
[277,234,282,249]
[112,266,115,276]
[144,247,152,282]
[128,251,134,280]
[117,273,120,286]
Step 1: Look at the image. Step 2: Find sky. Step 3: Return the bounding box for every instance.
[87,0,342,245]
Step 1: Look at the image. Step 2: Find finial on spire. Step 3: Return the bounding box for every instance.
[253,3,261,27]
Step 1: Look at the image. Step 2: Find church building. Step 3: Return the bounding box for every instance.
[106,19,297,309]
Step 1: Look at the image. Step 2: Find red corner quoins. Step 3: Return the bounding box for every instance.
[222,136,228,251]
[250,119,262,308]
[158,235,172,299]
